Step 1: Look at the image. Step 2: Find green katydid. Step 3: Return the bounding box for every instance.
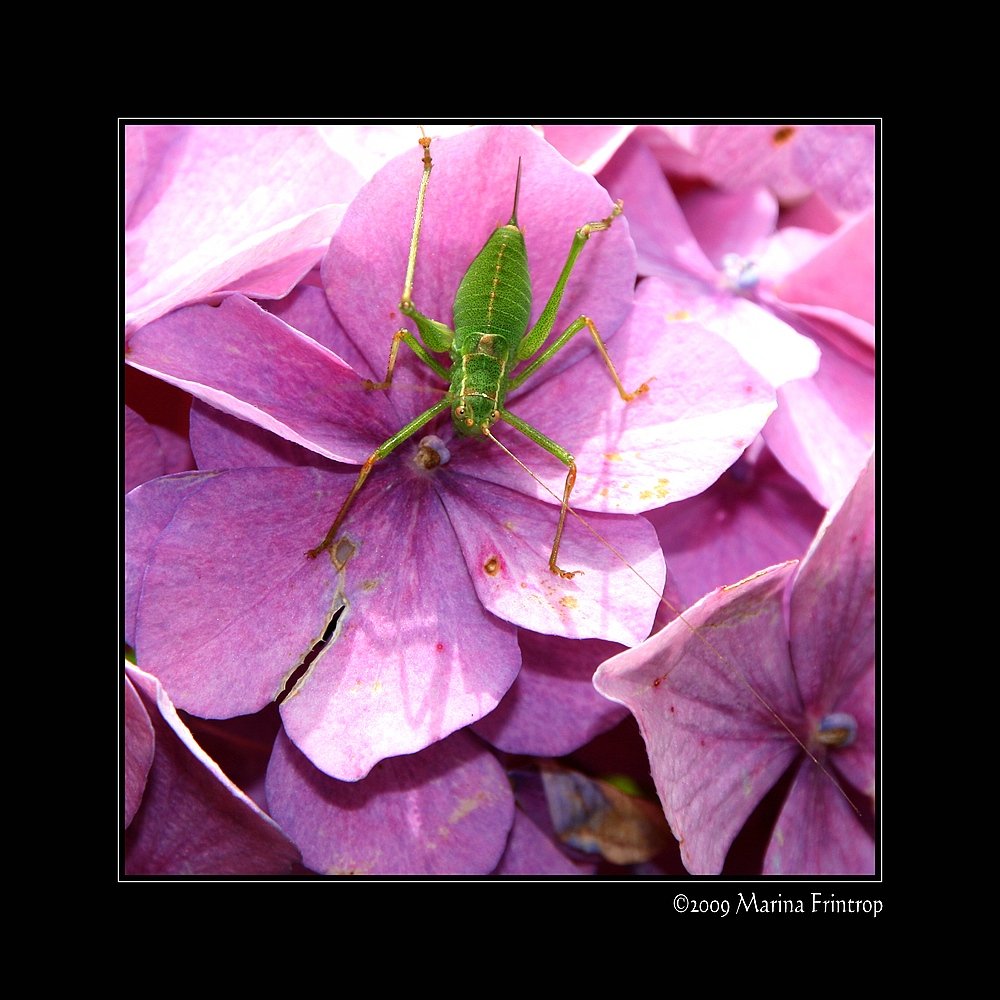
[307,132,649,575]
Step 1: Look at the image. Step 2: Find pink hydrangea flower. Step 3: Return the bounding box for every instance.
[125,126,777,792]
[598,131,874,508]
[595,456,875,875]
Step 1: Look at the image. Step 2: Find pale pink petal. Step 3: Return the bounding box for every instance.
[636,272,820,388]
[680,186,779,266]
[780,193,843,233]
[320,123,472,180]
[764,332,874,508]
[125,125,363,332]
[594,563,803,874]
[640,125,875,214]
[774,210,875,324]
[791,126,876,214]
[266,728,513,875]
[443,473,665,646]
[597,135,717,282]
[780,302,875,352]
[540,124,636,174]
[598,134,821,387]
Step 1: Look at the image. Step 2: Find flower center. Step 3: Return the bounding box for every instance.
[720,252,760,294]
[414,435,451,471]
[815,712,857,748]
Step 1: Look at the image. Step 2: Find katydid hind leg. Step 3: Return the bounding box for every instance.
[509,313,651,401]
[507,197,649,401]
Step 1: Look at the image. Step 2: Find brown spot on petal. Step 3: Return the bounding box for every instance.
[333,537,357,571]
[772,126,797,145]
[483,555,501,576]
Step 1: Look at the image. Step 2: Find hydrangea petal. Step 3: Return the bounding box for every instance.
[540,124,635,174]
[125,666,300,875]
[129,467,346,718]
[125,406,167,492]
[477,285,779,513]
[265,728,513,875]
[124,367,195,476]
[639,125,875,214]
[323,125,637,420]
[125,471,220,647]
[125,674,155,827]
[774,210,875,324]
[789,456,875,802]
[680,186,779,267]
[597,135,717,282]
[443,471,665,645]
[126,295,389,464]
[265,281,372,376]
[790,456,875,711]
[594,563,803,874]
[495,807,593,875]
[190,400,336,472]
[764,336,874,508]
[278,461,521,781]
[473,631,628,756]
[826,665,876,799]
[637,272,820,389]
[646,444,825,610]
[764,760,875,875]
[790,126,876,214]
[125,125,363,332]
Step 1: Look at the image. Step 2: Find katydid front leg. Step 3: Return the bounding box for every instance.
[306,398,451,559]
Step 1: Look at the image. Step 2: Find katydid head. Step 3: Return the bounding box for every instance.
[452,395,501,437]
